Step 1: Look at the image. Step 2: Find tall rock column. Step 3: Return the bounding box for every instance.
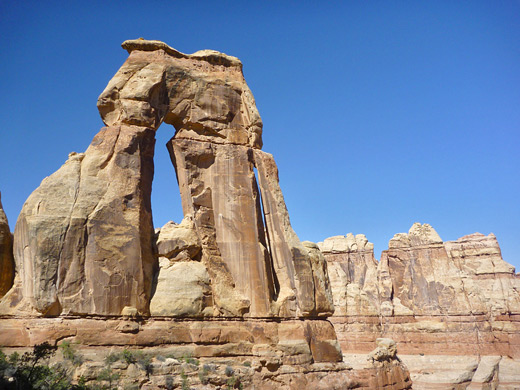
[13,126,156,316]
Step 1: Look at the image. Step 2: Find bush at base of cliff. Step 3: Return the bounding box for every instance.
[0,342,89,390]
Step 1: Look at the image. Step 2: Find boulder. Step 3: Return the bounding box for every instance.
[150,258,213,317]
[155,217,201,261]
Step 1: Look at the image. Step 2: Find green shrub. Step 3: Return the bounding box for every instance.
[59,341,84,366]
[225,365,234,377]
[104,352,120,366]
[121,349,136,365]
[227,374,241,389]
[180,369,190,390]
[96,366,120,389]
[198,364,209,385]
[0,342,86,390]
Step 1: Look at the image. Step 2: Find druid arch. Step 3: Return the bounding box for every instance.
[6,39,333,320]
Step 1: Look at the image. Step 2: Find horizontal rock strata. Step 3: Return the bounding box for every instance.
[321,223,520,388]
[0,318,412,389]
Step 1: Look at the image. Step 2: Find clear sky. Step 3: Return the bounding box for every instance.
[1,1,519,270]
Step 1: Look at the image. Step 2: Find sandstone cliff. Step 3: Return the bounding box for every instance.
[322,223,520,389]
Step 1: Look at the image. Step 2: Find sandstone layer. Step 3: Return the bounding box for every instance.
[322,223,520,388]
[0,318,410,389]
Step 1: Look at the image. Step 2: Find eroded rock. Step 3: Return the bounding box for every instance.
[319,233,380,317]
[13,127,156,316]
[8,39,334,321]
[325,223,520,388]
[150,258,213,317]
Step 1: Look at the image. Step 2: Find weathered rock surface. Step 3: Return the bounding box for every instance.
[150,258,213,317]
[0,192,15,297]
[169,136,334,317]
[11,126,156,316]
[319,233,380,317]
[324,223,520,389]
[395,354,520,390]
[343,338,412,390]
[3,39,334,319]
[0,319,411,389]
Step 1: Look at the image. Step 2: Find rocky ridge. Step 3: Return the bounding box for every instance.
[322,223,520,389]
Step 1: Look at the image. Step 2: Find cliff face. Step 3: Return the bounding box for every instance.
[322,223,520,388]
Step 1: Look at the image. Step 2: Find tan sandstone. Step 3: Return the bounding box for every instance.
[4,39,334,320]
[324,223,520,389]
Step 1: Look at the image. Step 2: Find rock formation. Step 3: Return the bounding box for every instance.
[322,223,520,388]
[12,128,156,316]
[3,38,518,388]
[8,39,333,320]
[1,39,393,390]
[0,192,14,298]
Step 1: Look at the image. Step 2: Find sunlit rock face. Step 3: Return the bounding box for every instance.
[6,39,334,320]
[98,39,334,319]
[12,127,156,316]
[323,223,520,388]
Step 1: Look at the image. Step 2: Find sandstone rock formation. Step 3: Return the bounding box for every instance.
[6,37,520,389]
[323,223,520,388]
[0,192,14,298]
[6,39,333,319]
[0,317,411,389]
[12,128,156,316]
[321,233,380,317]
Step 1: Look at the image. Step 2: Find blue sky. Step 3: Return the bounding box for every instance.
[1,1,519,270]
